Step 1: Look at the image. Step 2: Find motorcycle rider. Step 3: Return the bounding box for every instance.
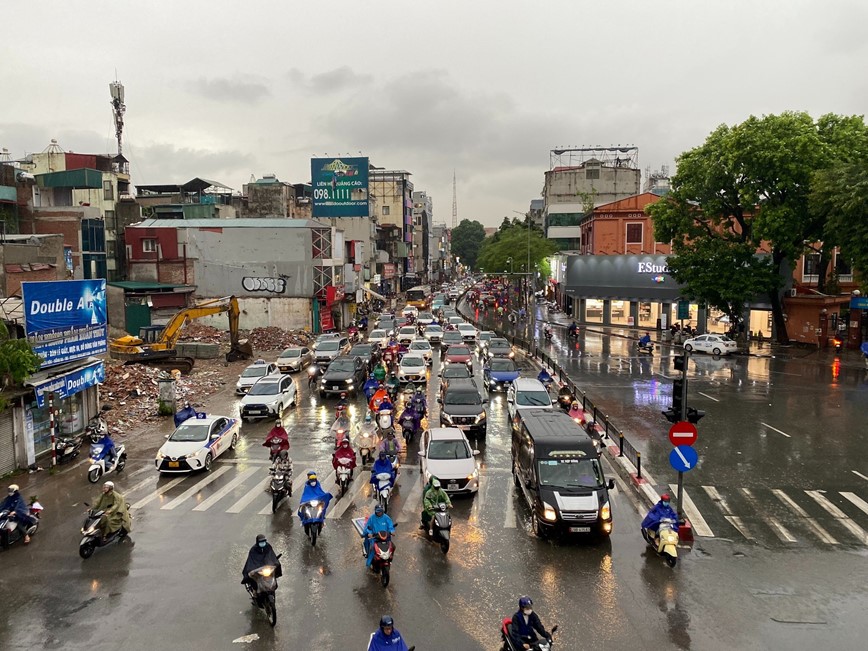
[378,430,402,457]
[537,368,554,386]
[332,438,358,477]
[92,481,131,542]
[409,386,427,417]
[336,392,349,415]
[369,385,390,412]
[263,420,289,460]
[1,484,37,544]
[420,477,452,535]
[543,324,553,338]
[386,372,401,399]
[299,472,333,519]
[364,373,380,401]
[271,449,292,473]
[510,596,553,650]
[373,362,387,383]
[367,615,411,651]
[638,333,652,350]
[241,534,282,593]
[567,400,582,422]
[94,430,118,467]
[363,504,395,568]
[371,451,397,486]
[173,401,197,427]
[568,321,578,337]
[641,493,679,538]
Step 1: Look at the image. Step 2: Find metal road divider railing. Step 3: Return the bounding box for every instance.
[459,300,644,478]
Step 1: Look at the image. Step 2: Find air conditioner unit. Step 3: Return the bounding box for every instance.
[789,288,797,297]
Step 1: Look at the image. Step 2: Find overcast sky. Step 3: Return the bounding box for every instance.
[2,0,865,227]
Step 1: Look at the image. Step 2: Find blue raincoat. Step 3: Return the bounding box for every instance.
[641,500,679,532]
[363,512,395,566]
[371,458,395,486]
[297,481,333,524]
[367,628,410,651]
[0,491,31,523]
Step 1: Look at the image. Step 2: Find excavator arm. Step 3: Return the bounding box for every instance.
[159,296,237,350]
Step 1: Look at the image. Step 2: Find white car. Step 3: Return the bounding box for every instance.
[683,334,739,356]
[155,415,240,473]
[507,378,553,430]
[397,355,428,384]
[419,427,480,494]
[240,375,297,421]
[397,326,418,345]
[408,339,433,365]
[402,305,419,318]
[448,316,464,328]
[236,360,279,395]
[457,323,477,342]
[369,329,390,347]
[416,312,436,326]
[423,324,444,345]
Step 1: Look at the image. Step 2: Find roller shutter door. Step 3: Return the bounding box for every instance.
[0,410,16,475]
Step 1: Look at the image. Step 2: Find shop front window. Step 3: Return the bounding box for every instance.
[27,392,85,457]
[586,299,604,323]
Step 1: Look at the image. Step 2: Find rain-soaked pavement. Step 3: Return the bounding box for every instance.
[1,320,867,650]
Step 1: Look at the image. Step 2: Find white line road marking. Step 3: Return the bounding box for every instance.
[470,474,488,524]
[805,490,868,544]
[162,466,231,510]
[771,489,838,544]
[130,477,186,510]
[669,484,714,537]
[674,448,691,469]
[226,476,271,513]
[841,492,868,517]
[703,485,754,540]
[121,474,160,498]
[852,470,868,482]
[396,474,424,523]
[761,422,791,438]
[192,467,259,512]
[697,392,720,402]
[740,488,795,543]
[328,471,371,519]
[504,488,517,528]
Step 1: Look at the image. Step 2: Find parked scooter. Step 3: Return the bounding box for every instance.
[54,433,85,464]
[642,518,679,568]
[269,459,292,513]
[86,436,127,484]
[637,341,654,355]
[369,530,396,588]
[245,553,282,627]
[0,500,42,549]
[336,457,354,496]
[78,505,130,558]
[500,620,558,651]
[426,502,452,554]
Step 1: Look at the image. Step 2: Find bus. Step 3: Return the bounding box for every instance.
[406,285,432,310]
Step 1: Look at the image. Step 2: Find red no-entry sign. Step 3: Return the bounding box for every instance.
[668,422,698,446]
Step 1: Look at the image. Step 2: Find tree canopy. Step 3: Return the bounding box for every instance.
[450,219,486,269]
[0,320,42,411]
[477,223,558,279]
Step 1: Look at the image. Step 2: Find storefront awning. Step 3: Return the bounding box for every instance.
[25,358,105,408]
[362,286,386,301]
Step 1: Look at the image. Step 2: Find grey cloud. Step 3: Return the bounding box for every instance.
[287,66,373,95]
[0,124,110,159]
[130,143,254,186]
[187,77,270,104]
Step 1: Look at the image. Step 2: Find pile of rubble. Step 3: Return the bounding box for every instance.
[246,327,312,351]
[178,322,223,344]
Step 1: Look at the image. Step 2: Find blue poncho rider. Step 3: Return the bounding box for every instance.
[363,503,395,567]
[297,472,333,522]
[641,493,679,535]
[363,373,380,401]
[371,451,397,487]
[1,484,37,544]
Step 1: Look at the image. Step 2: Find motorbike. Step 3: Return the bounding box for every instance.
[356,424,377,466]
[398,410,421,445]
[374,471,395,513]
[426,502,452,554]
[377,408,394,436]
[642,517,679,568]
[567,406,583,424]
[269,461,292,513]
[370,532,396,588]
[556,391,575,413]
[78,504,130,558]
[298,500,327,547]
[386,379,400,402]
[336,457,354,496]
[833,337,843,354]
[347,325,361,344]
[537,371,554,389]
[637,341,654,355]
[0,501,42,549]
[86,438,127,483]
[544,327,553,341]
[84,415,108,439]
[245,553,282,627]
[500,621,558,651]
[331,415,352,448]
[382,349,396,371]
[567,329,579,340]
[53,432,85,464]
[308,364,322,390]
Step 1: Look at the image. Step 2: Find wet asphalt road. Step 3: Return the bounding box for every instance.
[2,327,867,650]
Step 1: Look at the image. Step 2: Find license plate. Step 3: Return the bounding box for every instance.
[332,385,340,390]
[168,461,179,468]
[249,410,265,415]
[569,526,591,533]
[448,483,459,490]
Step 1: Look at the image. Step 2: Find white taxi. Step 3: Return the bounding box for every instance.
[155,414,239,473]
[683,334,739,356]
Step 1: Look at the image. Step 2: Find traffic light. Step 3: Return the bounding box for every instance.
[673,355,686,372]
[686,407,705,424]
[662,378,685,423]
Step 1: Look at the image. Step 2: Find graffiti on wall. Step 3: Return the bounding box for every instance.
[242,276,287,294]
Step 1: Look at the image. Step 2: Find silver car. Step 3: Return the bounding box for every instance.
[275,346,313,373]
[236,360,279,395]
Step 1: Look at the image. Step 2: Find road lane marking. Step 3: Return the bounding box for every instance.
[771,489,838,544]
[805,490,868,545]
[740,488,795,543]
[703,485,753,540]
[840,492,868,517]
[328,471,371,519]
[121,474,161,498]
[852,470,868,482]
[130,477,186,510]
[504,484,517,528]
[226,476,272,513]
[669,484,714,537]
[697,392,720,402]
[470,474,489,525]
[161,466,231,510]
[396,474,424,523]
[760,422,791,438]
[192,467,259,512]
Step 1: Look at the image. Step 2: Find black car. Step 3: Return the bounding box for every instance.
[439,364,473,400]
[486,338,515,360]
[439,378,487,437]
[349,343,381,371]
[319,356,367,397]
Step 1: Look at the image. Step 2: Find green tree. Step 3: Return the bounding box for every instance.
[450,219,486,269]
[477,224,558,278]
[0,321,42,411]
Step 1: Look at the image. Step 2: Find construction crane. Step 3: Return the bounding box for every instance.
[109,296,253,373]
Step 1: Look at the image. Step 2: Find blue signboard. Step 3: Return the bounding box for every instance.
[31,360,105,408]
[22,279,108,368]
[669,445,698,472]
[849,296,868,309]
[311,157,369,217]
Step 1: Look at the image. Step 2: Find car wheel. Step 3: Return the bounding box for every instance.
[204,453,213,472]
[712,347,721,356]
[276,403,284,418]
[683,344,693,352]
[230,434,238,451]
[531,512,547,539]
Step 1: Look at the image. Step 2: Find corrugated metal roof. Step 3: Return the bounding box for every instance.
[130,218,329,229]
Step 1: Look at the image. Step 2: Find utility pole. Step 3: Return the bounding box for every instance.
[451,170,458,229]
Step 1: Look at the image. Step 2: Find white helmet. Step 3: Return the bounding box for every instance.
[103,481,114,490]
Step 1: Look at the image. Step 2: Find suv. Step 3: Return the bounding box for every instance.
[439,378,487,437]
[507,378,553,431]
[320,356,367,397]
[348,342,381,371]
[240,375,297,421]
[314,337,351,365]
[236,360,279,395]
[486,338,514,360]
[419,427,480,494]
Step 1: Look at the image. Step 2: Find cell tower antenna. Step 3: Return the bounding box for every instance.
[452,170,458,228]
[109,78,126,156]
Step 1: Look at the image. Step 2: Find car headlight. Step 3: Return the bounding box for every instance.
[542,501,558,522]
[320,378,327,385]
[345,379,353,384]
[442,413,454,423]
[475,412,487,423]
[508,351,515,358]
[183,450,201,460]
[156,451,165,460]
[601,501,611,521]
[467,468,479,480]
[489,379,496,385]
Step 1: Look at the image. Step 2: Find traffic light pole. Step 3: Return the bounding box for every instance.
[676,350,690,521]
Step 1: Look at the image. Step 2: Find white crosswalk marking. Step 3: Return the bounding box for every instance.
[192,467,259,512]
[396,474,424,523]
[328,471,371,520]
[669,484,714,537]
[771,489,838,544]
[840,492,868,517]
[740,488,795,543]
[703,485,753,540]
[130,477,186,510]
[805,490,868,544]
[504,487,517,528]
[162,466,231,510]
[121,474,161,498]
[226,476,272,514]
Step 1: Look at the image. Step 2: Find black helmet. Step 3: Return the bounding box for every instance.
[379,615,394,629]
[519,595,533,608]
[255,533,267,543]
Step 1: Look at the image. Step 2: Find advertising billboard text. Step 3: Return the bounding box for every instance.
[311,157,369,217]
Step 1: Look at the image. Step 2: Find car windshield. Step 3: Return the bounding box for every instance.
[490,359,517,372]
[400,328,416,335]
[402,357,424,368]
[428,439,471,460]
[280,349,301,358]
[248,381,279,396]
[425,325,443,333]
[449,317,463,324]
[537,458,603,489]
[329,360,355,372]
[448,347,470,356]
[318,341,340,351]
[443,332,462,340]
[516,390,551,406]
[458,324,473,331]
[446,390,481,405]
[371,330,386,339]
[241,366,268,378]
[352,346,371,355]
[480,333,493,341]
[442,367,471,378]
[418,312,434,320]
[170,422,211,442]
[490,343,510,351]
[410,341,430,349]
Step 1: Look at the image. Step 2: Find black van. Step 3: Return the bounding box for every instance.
[512,410,615,538]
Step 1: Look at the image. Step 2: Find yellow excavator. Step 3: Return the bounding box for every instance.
[109,296,253,373]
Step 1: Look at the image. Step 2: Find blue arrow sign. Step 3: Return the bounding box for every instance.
[669,445,698,472]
